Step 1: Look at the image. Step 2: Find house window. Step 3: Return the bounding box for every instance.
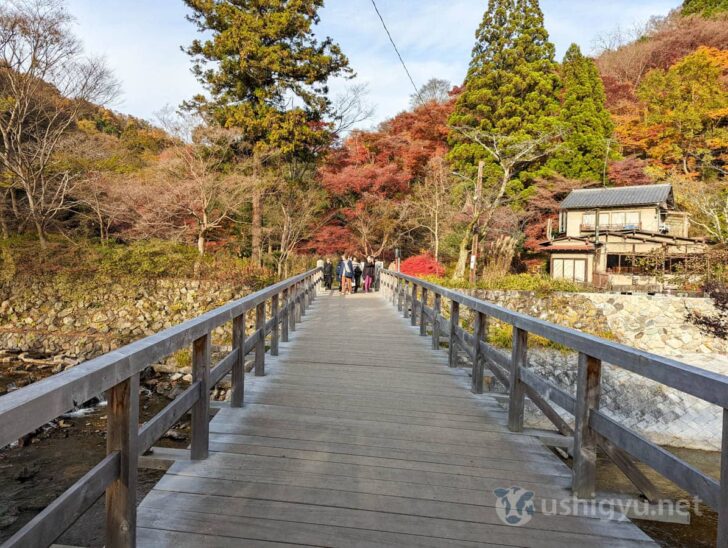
[552,258,587,283]
[582,212,596,226]
[625,211,640,229]
[611,212,625,226]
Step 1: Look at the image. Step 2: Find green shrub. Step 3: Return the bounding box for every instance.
[421,273,583,294]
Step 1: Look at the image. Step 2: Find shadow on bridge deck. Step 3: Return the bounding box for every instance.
[137,291,655,547]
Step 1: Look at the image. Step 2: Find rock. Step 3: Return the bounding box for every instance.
[182,374,193,383]
[163,429,186,441]
[170,373,183,381]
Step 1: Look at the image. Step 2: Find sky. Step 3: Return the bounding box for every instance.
[66,0,682,130]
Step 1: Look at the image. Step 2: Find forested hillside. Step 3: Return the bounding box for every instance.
[1,0,726,285]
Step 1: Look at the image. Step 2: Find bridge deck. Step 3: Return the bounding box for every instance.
[137,291,655,547]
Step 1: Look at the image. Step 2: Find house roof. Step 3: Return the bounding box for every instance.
[560,184,674,210]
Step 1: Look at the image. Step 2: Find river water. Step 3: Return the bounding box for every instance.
[0,356,721,546]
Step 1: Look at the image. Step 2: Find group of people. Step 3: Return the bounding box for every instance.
[322,255,379,295]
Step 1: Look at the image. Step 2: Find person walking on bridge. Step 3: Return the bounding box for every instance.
[323,258,334,290]
[337,254,353,295]
[363,256,375,292]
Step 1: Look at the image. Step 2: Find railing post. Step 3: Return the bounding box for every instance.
[472,311,486,394]
[191,333,210,459]
[281,288,289,343]
[301,281,307,316]
[391,276,397,305]
[296,282,303,323]
[719,409,728,547]
[507,327,527,432]
[271,293,279,356]
[397,279,403,311]
[105,373,139,548]
[448,300,459,368]
[573,352,602,498]
[403,281,410,319]
[231,314,245,408]
[432,293,441,350]
[290,284,297,333]
[410,283,417,327]
[255,302,266,376]
[419,287,428,336]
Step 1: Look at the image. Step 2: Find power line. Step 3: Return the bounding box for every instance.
[369,0,423,103]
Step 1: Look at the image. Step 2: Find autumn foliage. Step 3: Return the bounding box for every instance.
[400,254,445,277]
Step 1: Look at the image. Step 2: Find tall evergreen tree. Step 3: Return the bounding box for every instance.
[548,44,614,182]
[183,0,351,263]
[184,0,351,153]
[448,0,560,181]
[447,0,560,279]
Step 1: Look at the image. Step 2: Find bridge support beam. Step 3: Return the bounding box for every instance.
[573,353,602,498]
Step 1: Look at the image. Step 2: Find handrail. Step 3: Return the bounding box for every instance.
[380,270,728,546]
[0,267,322,548]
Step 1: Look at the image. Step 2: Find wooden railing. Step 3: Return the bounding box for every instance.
[381,270,728,546]
[0,268,322,548]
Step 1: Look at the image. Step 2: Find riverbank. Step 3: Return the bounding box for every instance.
[0,356,194,544]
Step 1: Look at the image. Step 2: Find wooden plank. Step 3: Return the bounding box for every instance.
[573,353,602,498]
[191,334,210,461]
[138,382,200,454]
[255,302,266,377]
[105,374,139,548]
[507,327,527,432]
[5,452,119,548]
[137,291,655,548]
[231,314,245,408]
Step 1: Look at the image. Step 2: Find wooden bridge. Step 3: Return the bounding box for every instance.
[1,268,727,547]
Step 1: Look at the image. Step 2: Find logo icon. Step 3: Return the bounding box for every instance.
[494,486,535,526]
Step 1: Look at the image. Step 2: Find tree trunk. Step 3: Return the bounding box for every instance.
[0,191,9,239]
[34,219,47,249]
[453,220,475,280]
[197,232,206,256]
[251,187,262,266]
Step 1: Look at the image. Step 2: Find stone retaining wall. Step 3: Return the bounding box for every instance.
[0,278,249,362]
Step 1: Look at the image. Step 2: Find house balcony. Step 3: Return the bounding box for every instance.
[580,223,642,232]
